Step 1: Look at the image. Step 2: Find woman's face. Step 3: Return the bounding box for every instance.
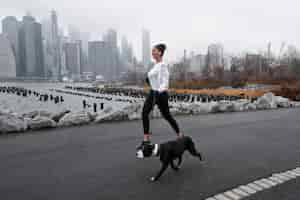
[152,47,162,61]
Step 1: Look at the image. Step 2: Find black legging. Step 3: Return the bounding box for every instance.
[142,90,180,135]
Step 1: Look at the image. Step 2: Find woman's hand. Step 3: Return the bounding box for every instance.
[145,77,150,86]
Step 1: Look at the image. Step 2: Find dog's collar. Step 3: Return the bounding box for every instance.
[153,144,160,157]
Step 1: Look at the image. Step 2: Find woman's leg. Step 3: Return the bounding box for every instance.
[157,92,182,137]
[142,90,155,141]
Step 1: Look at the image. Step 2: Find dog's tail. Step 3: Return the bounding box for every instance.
[186,138,203,161]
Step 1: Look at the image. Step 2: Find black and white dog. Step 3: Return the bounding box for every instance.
[136,136,203,181]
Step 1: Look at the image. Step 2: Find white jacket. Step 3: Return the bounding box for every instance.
[147,61,169,92]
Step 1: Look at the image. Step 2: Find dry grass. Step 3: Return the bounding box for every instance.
[271,81,300,100]
[143,86,270,98]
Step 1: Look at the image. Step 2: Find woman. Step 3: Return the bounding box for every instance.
[138,43,184,149]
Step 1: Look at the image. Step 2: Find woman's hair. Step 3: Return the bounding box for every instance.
[154,43,167,57]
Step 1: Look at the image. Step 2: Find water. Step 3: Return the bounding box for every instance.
[0,82,142,114]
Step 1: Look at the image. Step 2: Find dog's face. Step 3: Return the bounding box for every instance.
[136,144,158,159]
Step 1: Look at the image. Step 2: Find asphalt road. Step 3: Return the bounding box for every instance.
[0,108,300,200]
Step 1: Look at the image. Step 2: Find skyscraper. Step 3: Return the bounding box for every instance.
[207,43,224,69]
[189,54,207,75]
[103,29,117,48]
[103,29,120,80]
[142,29,151,69]
[88,41,109,79]
[41,10,61,80]
[121,36,134,72]
[0,34,17,78]
[19,15,45,78]
[121,36,133,64]
[2,16,20,76]
[50,10,61,80]
[59,35,70,77]
[63,41,81,80]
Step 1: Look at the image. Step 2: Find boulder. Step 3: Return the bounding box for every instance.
[174,102,194,114]
[58,111,93,127]
[274,96,290,108]
[95,103,143,123]
[184,103,203,115]
[22,111,40,119]
[95,110,129,122]
[291,101,300,107]
[169,104,183,115]
[197,103,214,114]
[23,110,53,119]
[128,112,141,120]
[255,93,275,110]
[151,106,161,118]
[233,99,251,112]
[103,106,113,114]
[38,110,53,118]
[245,103,257,111]
[0,114,27,134]
[26,116,56,130]
[255,93,293,109]
[51,110,71,122]
[218,101,235,112]
[22,111,39,119]
[209,102,220,113]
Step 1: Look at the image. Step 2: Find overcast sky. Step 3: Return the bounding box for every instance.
[1,0,300,62]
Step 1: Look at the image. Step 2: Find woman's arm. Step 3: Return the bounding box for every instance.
[158,64,169,92]
[148,65,160,77]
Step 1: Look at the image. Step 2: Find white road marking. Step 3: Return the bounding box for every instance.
[286,171,300,177]
[254,180,271,189]
[261,178,278,187]
[232,188,249,197]
[214,194,232,200]
[247,183,264,191]
[206,167,300,200]
[272,173,291,181]
[204,167,300,200]
[239,185,257,194]
[281,172,296,179]
[268,176,284,184]
[223,191,242,200]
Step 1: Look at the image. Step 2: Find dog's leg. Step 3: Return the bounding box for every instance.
[150,162,169,182]
[177,156,182,167]
[188,143,203,161]
[171,160,180,171]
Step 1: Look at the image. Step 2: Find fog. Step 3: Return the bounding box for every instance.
[1,0,300,61]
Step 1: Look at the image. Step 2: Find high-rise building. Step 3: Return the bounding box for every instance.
[50,10,61,80]
[121,36,133,64]
[207,43,224,70]
[245,54,269,75]
[189,54,206,75]
[0,34,17,78]
[121,36,134,72]
[103,29,120,80]
[103,29,117,48]
[19,15,45,78]
[42,10,61,79]
[88,41,109,79]
[59,36,70,77]
[68,25,81,42]
[142,29,151,69]
[2,16,20,76]
[63,41,81,80]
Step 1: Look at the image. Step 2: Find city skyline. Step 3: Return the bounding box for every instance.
[2,0,300,62]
